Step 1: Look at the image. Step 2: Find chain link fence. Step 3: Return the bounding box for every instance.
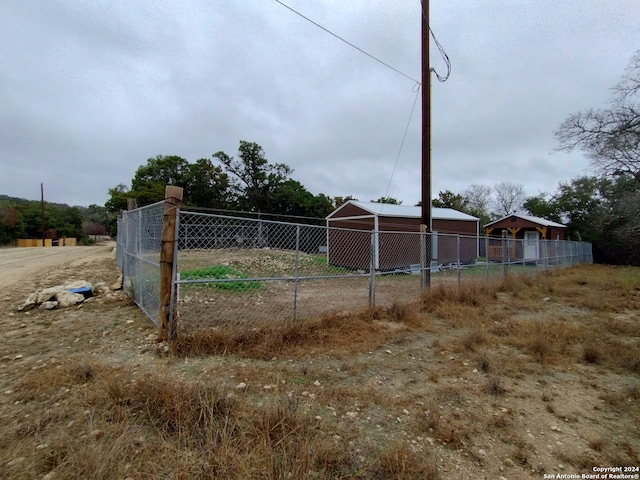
[116,206,593,335]
[116,201,165,325]
[174,211,593,333]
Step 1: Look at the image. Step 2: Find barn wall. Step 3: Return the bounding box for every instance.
[378,216,420,232]
[327,216,374,270]
[327,209,480,270]
[433,219,477,236]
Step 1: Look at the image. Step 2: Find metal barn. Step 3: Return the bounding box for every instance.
[326,200,479,270]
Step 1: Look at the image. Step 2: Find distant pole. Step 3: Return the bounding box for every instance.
[421,0,432,289]
[41,183,45,247]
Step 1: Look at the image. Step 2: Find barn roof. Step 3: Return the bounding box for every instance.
[327,200,479,222]
[484,214,566,229]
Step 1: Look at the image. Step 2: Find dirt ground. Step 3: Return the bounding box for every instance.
[0,243,639,479]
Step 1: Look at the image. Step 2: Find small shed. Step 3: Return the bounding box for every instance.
[484,214,567,262]
[326,200,480,270]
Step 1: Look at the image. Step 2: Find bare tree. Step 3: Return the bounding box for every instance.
[493,182,525,217]
[463,184,492,218]
[555,50,640,179]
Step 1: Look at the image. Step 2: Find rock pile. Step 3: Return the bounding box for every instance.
[17,280,111,311]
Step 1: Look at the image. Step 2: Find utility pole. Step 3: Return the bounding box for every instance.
[41,183,45,247]
[421,0,432,289]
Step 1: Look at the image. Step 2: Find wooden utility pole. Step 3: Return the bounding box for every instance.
[421,0,432,288]
[41,183,45,247]
[158,185,183,342]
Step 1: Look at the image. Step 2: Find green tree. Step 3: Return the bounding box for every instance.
[372,196,402,205]
[183,158,231,209]
[59,207,83,238]
[0,206,25,244]
[105,184,130,212]
[596,174,640,264]
[308,193,335,218]
[431,190,466,210]
[331,195,357,210]
[552,176,607,241]
[213,141,292,212]
[131,155,190,191]
[523,194,562,223]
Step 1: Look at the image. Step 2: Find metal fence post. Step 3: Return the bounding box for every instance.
[485,236,489,281]
[369,232,376,309]
[456,234,461,289]
[293,225,300,321]
[136,208,142,305]
[501,231,508,280]
[420,225,429,291]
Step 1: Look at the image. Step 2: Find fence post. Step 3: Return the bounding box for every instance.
[293,225,300,321]
[484,236,489,281]
[136,208,142,305]
[369,232,376,309]
[158,186,183,342]
[420,225,429,291]
[456,234,461,289]
[501,230,508,281]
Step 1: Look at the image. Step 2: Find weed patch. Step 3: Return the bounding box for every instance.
[180,264,262,291]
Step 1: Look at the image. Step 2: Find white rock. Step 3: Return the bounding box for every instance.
[40,301,58,310]
[314,380,321,386]
[56,291,85,308]
[235,382,246,390]
[37,286,65,303]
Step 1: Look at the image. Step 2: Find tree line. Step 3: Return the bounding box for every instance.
[0,196,111,245]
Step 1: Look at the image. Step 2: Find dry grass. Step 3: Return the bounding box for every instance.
[2,264,640,479]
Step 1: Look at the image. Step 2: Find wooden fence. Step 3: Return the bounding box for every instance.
[17,238,77,247]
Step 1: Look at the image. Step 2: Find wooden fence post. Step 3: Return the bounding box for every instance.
[158,186,183,342]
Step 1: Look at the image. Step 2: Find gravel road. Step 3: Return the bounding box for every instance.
[0,242,117,289]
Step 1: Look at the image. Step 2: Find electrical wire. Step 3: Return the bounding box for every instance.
[379,83,422,213]
[274,0,420,84]
[420,0,451,82]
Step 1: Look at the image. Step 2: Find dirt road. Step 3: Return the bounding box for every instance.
[0,242,117,290]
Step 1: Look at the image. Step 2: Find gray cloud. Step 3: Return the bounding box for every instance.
[0,0,638,207]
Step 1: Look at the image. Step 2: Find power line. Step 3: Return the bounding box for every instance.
[274,0,420,84]
[382,83,422,204]
[420,0,451,82]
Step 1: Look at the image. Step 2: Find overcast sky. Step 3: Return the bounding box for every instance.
[1,1,638,208]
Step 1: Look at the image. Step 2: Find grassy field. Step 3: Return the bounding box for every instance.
[1,261,639,479]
